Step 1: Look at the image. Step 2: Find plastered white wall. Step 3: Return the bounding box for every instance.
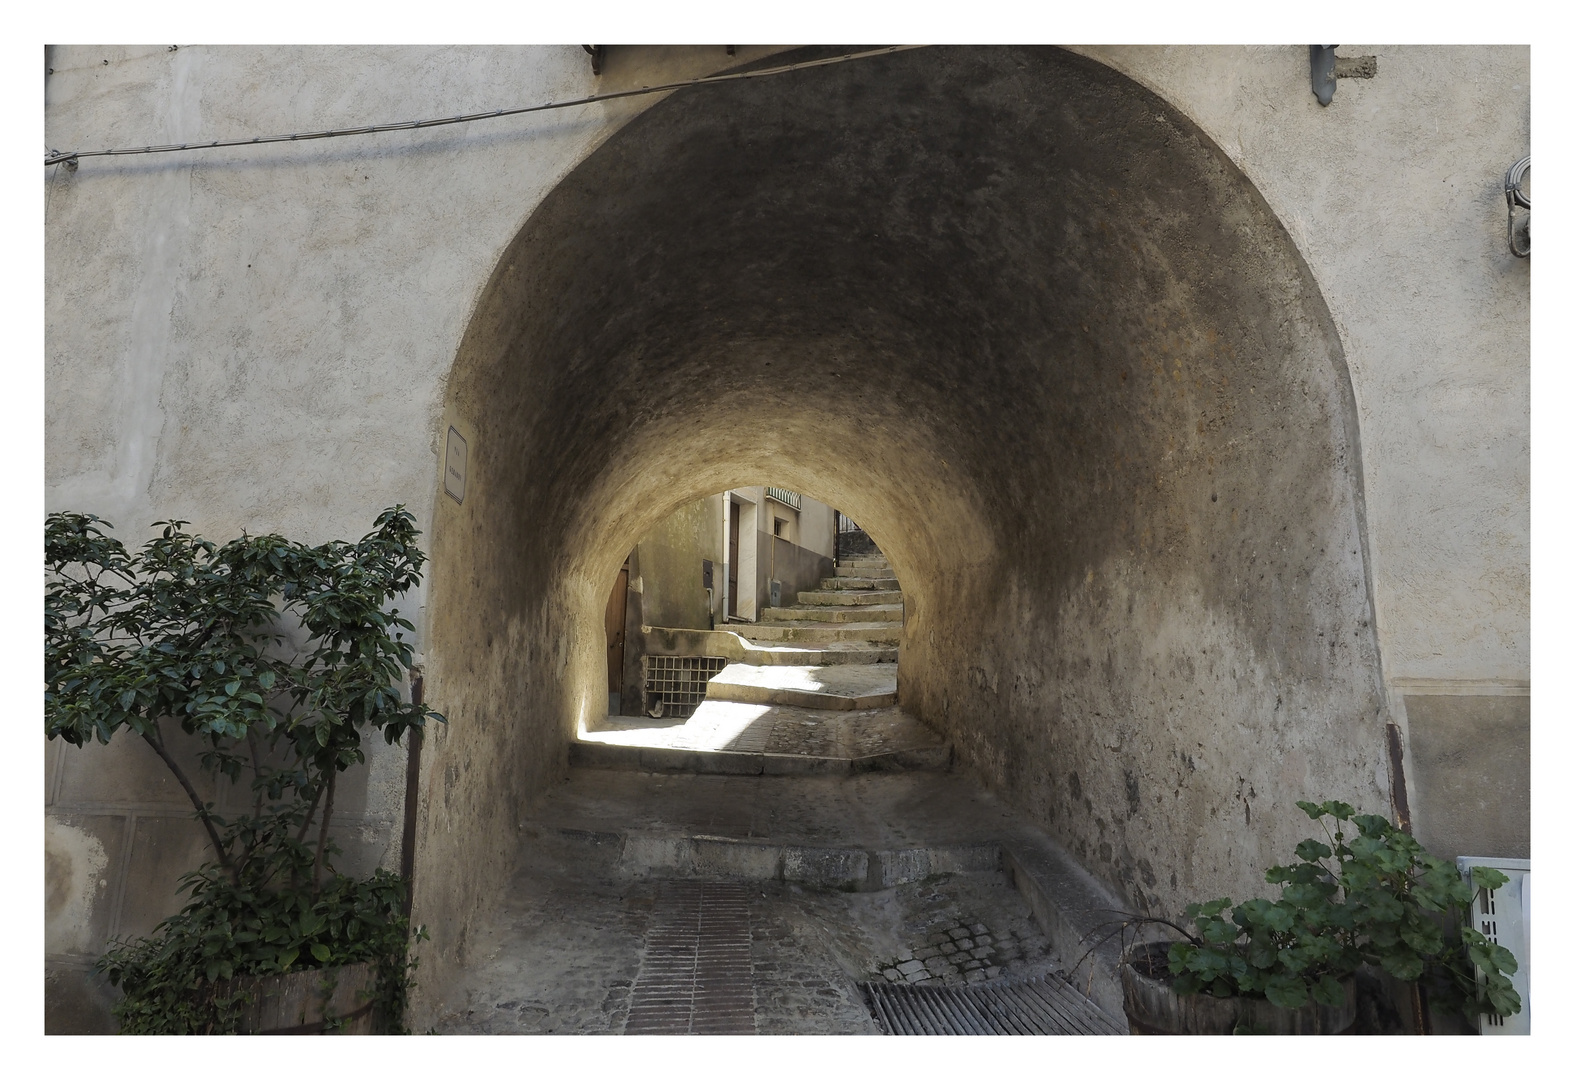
[1068,45,1530,687]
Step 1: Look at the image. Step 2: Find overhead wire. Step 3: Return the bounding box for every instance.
[44,45,927,168]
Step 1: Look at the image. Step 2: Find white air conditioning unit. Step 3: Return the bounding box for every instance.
[1456,856,1530,1035]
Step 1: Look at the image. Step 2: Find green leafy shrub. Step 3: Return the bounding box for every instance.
[1164,800,1519,1019]
[45,507,443,1033]
[97,836,424,1033]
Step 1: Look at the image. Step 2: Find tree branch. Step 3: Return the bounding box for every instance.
[312,766,337,893]
[295,781,324,844]
[141,721,235,882]
[246,728,264,819]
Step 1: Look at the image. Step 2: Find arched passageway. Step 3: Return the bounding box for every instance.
[414,46,1388,986]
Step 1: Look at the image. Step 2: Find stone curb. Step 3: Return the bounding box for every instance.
[1000,835,1129,1020]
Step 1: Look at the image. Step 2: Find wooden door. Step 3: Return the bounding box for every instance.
[727,501,740,618]
[605,565,628,694]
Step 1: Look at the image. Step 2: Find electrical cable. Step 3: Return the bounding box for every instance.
[44,45,927,168]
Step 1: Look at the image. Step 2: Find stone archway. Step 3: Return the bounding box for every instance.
[412,45,1388,1004]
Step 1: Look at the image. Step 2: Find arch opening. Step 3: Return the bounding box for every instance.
[412,45,1389,996]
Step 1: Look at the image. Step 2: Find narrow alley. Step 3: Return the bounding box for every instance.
[437,546,1127,1034]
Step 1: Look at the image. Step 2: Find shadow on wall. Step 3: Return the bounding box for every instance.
[410,45,1389,1021]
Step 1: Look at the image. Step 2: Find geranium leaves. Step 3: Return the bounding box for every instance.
[1167,805,1521,1021]
[1294,838,1333,863]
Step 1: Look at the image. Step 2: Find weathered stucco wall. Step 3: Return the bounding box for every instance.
[44,44,1528,1030]
[633,495,721,631]
[42,42,793,1029]
[759,533,834,613]
[798,498,837,559]
[1068,44,1531,865]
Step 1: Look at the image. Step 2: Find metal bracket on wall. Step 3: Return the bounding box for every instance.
[583,45,605,76]
[1505,156,1530,258]
[1310,46,1378,106]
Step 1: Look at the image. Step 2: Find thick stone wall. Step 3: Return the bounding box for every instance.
[425,43,1383,953]
[1070,45,1531,870]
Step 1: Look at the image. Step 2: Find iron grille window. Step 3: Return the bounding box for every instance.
[643,655,728,718]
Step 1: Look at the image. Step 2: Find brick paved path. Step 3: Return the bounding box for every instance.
[624,881,757,1034]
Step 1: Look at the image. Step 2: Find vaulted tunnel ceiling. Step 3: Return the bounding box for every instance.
[421,44,1384,969]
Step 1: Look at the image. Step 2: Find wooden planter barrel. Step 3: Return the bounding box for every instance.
[231,962,376,1034]
[1121,942,1356,1035]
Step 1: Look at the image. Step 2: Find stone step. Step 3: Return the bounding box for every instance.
[706,662,897,710]
[741,621,902,645]
[642,626,893,666]
[558,823,997,892]
[572,702,949,776]
[834,564,892,577]
[540,771,998,891]
[838,558,890,571]
[797,589,904,607]
[762,603,903,624]
[818,576,900,591]
[569,738,951,778]
[741,642,897,665]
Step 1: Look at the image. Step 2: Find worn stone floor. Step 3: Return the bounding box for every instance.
[432,551,1123,1035]
[430,828,1068,1035]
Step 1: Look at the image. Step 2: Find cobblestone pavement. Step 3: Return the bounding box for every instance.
[434,830,1066,1035]
[430,832,649,1034]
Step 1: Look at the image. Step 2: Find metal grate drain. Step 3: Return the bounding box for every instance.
[862,974,1126,1035]
[624,880,755,1034]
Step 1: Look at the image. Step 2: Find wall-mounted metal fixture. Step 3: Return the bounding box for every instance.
[582,45,605,76]
[1505,156,1530,258]
[1310,45,1378,106]
[1310,45,1338,105]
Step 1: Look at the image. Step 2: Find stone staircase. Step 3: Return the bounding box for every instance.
[575,549,952,774]
[717,552,903,711]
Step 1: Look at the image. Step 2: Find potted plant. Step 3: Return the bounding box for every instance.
[45,507,443,1033]
[1116,800,1521,1034]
